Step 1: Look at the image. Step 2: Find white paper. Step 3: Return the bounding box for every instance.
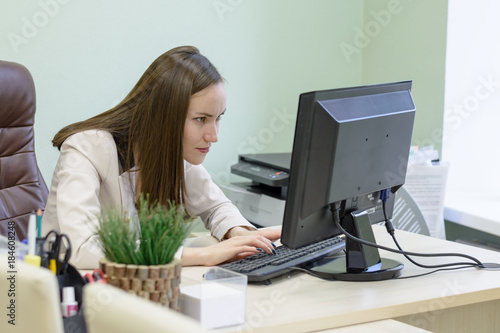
[403,162,449,238]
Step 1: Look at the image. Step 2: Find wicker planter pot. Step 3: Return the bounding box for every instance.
[99,258,182,310]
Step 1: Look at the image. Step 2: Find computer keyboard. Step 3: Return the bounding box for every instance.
[220,236,345,282]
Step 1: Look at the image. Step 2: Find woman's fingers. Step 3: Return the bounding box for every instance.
[230,235,275,254]
[199,232,283,266]
[256,228,282,241]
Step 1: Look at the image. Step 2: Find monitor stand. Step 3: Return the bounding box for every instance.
[310,208,403,281]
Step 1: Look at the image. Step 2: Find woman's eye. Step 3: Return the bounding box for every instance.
[217,112,225,121]
[196,117,206,123]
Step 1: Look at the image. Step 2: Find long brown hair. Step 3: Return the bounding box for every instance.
[52,46,222,206]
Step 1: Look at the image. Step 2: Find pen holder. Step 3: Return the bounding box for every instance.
[99,258,182,310]
[56,262,87,333]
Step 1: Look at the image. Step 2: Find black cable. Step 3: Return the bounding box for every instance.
[383,194,500,271]
[331,202,485,269]
[395,265,482,279]
[382,200,481,269]
[288,266,338,281]
[293,194,498,281]
[389,232,479,269]
[292,260,478,281]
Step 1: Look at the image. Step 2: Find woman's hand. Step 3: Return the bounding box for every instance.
[182,227,282,266]
[225,226,281,243]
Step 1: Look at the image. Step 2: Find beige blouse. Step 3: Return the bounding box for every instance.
[42,130,254,269]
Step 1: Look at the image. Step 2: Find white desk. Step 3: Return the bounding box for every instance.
[322,319,432,332]
[182,225,500,333]
[444,190,500,237]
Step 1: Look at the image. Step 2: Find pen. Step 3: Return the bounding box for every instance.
[24,213,41,267]
[49,255,57,274]
[36,209,42,238]
[48,235,59,275]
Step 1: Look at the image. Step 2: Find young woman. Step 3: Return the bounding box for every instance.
[42,46,281,269]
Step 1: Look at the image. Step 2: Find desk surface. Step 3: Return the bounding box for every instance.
[444,190,500,236]
[181,225,500,333]
[322,319,432,332]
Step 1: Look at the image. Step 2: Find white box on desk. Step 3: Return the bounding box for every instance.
[179,267,247,329]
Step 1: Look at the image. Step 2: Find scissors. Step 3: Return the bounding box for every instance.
[44,230,72,275]
[84,269,107,284]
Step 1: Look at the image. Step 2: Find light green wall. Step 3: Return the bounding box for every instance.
[361,0,448,156]
[1,0,447,186]
[1,0,362,186]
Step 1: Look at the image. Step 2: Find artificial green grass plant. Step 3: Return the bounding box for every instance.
[96,195,192,265]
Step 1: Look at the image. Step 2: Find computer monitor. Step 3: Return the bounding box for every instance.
[281,81,416,281]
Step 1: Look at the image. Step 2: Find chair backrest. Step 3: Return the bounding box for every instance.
[0,61,48,241]
[392,186,430,236]
[0,254,64,332]
[84,283,208,333]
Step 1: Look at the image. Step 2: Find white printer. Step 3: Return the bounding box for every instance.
[220,153,291,228]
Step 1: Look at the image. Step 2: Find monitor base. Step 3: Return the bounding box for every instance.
[310,257,403,281]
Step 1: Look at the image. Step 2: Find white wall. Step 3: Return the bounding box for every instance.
[443,0,500,193]
[1,0,362,186]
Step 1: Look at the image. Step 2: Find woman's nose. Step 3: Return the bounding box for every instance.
[204,123,218,143]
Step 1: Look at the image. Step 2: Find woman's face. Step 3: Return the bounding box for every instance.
[183,82,226,165]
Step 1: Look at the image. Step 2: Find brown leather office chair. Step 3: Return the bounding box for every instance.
[0,61,48,241]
